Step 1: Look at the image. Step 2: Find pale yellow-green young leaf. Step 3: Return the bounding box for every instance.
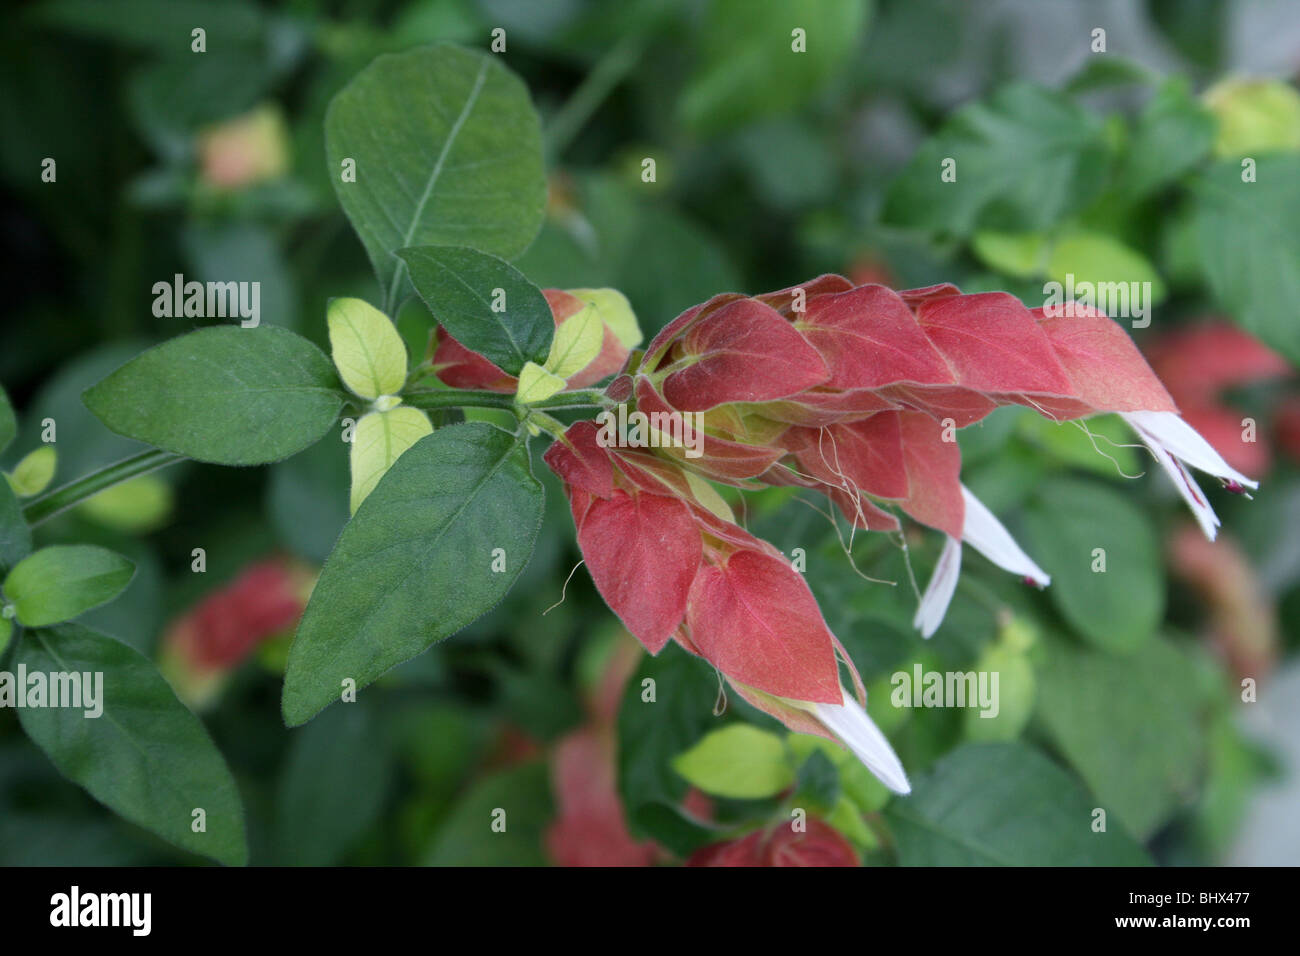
[327,297,409,400]
[7,446,56,497]
[683,471,734,523]
[77,475,174,533]
[543,302,603,380]
[349,407,433,513]
[671,724,795,799]
[567,287,643,349]
[515,361,568,405]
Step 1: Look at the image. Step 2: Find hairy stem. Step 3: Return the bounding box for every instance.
[403,387,609,414]
[21,449,183,528]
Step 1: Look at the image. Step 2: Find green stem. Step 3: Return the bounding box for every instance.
[403,387,610,414]
[546,31,648,161]
[21,450,183,527]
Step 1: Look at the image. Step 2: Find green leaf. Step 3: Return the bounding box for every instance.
[1017,412,1141,478]
[882,83,1111,237]
[1204,77,1300,158]
[1117,79,1215,200]
[962,642,1035,743]
[422,759,553,866]
[681,0,871,135]
[282,423,543,725]
[566,288,642,350]
[1035,632,1204,839]
[0,384,14,453]
[1021,477,1162,653]
[0,481,31,576]
[13,624,247,866]
[542,300,601,379]
[76,475,173,533]
[327,297,409,400]
[325,45,546,306]
[887,742,1150,865]
[1046,230,1166,304]
[7,446,56,497]
[348,406,433,513]
[672,724,794,799]
[3,545,134,627]
[614,645,750,856]
[1190,156,1300,364]
[83,326,344,466]
[398,245,553,376]
[514,362,567,405]
[272,703,392,865]
[970,231,1049,278]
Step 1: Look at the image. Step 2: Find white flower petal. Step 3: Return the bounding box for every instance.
[961,485,1050,586]
[913,534,961,638]
[808,691,911,795]
[1140,425,1221,541]
[1122,410,1257,488]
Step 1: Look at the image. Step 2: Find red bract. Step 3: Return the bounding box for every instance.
[160,556,310,708]
[687,819,859,867]
[535,274,1262,794]
[1146,322,1292,475]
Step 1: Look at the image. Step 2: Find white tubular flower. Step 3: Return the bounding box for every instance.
[913,534,961,639]
[912,486,1049,639]
[960,485,1050,587]
[792,689,911,794]
[1122,410,1258,542]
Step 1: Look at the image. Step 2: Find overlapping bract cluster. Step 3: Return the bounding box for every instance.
[441,273,1256,794]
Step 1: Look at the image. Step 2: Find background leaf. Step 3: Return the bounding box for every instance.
[881,83,1111,237]
[83,326,343,465]
[282,422,544,725]
[1022,476,1163,653]
[15,624,247,865]
[672,724,794,799]
[887,741,1150,865]
[1034,632,1205,839]
[272,702,392,865]
[1190,155,1300,364]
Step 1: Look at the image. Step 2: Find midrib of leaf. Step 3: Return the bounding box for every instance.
[383,58,492,314]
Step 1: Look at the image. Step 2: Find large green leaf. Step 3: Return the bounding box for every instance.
[882,83,1111,237]
[1021,477,1162,653]
[887,742,1150,865]
[325,45,546,308]
[14,624,247,865]
[3,545,134,627]
[1035,633,1204,839]
[398,245,553,376]
[1191,156,1300,365]
[83,327,344,465]
[282,422,543,725]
